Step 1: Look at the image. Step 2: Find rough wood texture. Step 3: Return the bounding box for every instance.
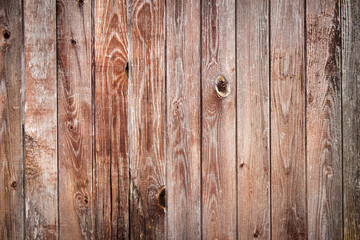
[166,0,201,239]
[342,0,360,239]
[0,0,24,239]
[270,0,306,239]
[130,0,166,238]
[306,0,343,239]
[24,0,57,239]
[57,0,93,239]
[237,0,270,239]
[201,0,237,239]
[94,0,129,238]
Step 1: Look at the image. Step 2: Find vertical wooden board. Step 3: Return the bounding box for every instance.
[270,0,307,239]
[306,0,342,239]
[0,0,24,239]
[24,0,57,239]
[166,0,201,239]
[201,0,236,239]
[56,0,93,239]
[342,0,360,238]
[94,0,129,238]
[237,0,270,239]
[130,0,166,238]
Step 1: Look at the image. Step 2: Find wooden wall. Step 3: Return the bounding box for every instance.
[0,0,359,239]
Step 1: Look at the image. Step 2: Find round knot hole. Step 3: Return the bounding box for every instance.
[3,30,11,40]
[71,39,77,46]
[215,75,230,98]
[11,181,17,189]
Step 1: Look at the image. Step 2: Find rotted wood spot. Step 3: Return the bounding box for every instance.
[215,75,230,98]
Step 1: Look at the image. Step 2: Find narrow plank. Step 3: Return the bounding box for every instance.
[201,0,237,239]
[56,0,93,239]
[0,0,24,239]
[342,0,360,238]
[306,0,342,239]
[270,0,307,239]
[94,0,129,238]
[24,0,57,239]
[166,0,201,239]
[130,0,166,238]
[237,0,270,239]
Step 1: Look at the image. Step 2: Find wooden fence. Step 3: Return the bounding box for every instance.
[0,0,359,239]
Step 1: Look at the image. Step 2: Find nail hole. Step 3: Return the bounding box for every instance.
[253,230,260,238]
[71,39,77,46]
[3,30,11,40]
[11,181,17,189]
[157,186,166,209]
[215,75,230,98]
[69,125,74,131]
[239,162,245,168]
[125,62,129,79]
[84,196,89,204]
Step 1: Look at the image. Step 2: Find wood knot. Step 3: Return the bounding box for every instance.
[239,162,245,168]
[71,39,77,46]
[215,75,230,98]
[156,186,166,209]
[253,229,260,238]
[78,0,84,4]
[3,30,11,40]
[125,62,129,79]
[11,181,17,189]
[84,196,89,205]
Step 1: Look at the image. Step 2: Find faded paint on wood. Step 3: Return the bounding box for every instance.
[166,0,201,239]
[57,0,93,239]
[94,0,129,238]
[237,0,270,239]
[201,0,237,239]
[130,0,166,238]
[306,0,343,239]
[24,0,57,239]
[0,0,24,239]
[270,0,307,239]
[342,0,360,239]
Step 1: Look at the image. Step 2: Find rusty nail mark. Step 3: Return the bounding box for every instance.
[215,75,230,98]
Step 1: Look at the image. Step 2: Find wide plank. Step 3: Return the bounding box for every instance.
[166,0,201,239]
[201,0,237,239]
[270,0,307,239]
[94,0,130,238]
[237,0,270,239]
[57,0,93,239]
[130,0,166,238]
[24,0,58,239]
[0,0,24,239]
[306,0,343,239]
[342,0,360,239]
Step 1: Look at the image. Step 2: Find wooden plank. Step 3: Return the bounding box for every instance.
[56,1,93,239]
[0,0,24,239]
[201,0,237,239]
[23,0,57,239]
[342,0,360,238]
[94,0,129,238]
[236,0,270,239]
[166,0,201,239]
[130,0,166,238]
[306,0,342,239]
[270,0,307,239]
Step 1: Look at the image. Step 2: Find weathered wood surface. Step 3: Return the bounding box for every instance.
[130,0,166,239]
[57,0,93,239]
[94,0,129,238]
[201,0,237,239]
[166,0,201,239]
[306,0,343,239]
[237,0,270,239]
[0,0,23,239]
[270,0,307,239]
[342,0,360,239]
[24,0,58,239]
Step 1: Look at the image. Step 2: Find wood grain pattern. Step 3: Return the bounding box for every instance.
[166,0,201,239]
[94,0,129,238]
[24,0,57,239]
[306,1,342,239]
[201,0,237,239]
[130,0,166,238]
[270,0,307,239]
[57,0,93,239]
[237,0,270,239]
[0,0,24,239]
[342,0,360,239]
